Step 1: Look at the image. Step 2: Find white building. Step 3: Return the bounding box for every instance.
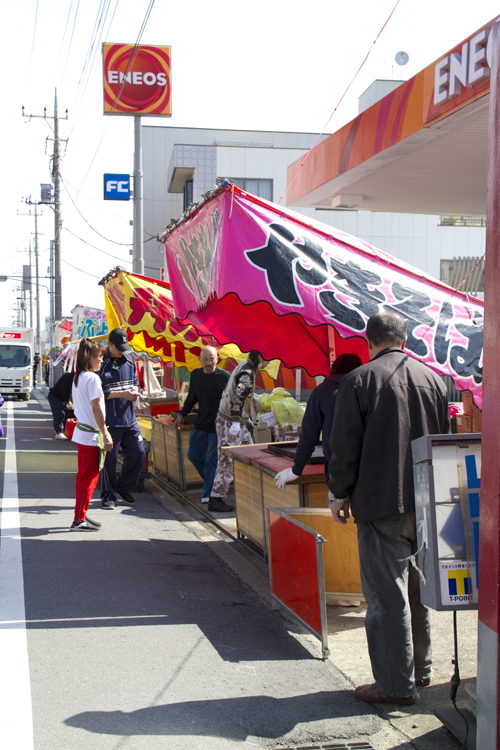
[142,122,485,292]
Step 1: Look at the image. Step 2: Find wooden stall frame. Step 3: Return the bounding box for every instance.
[151,418,203,492]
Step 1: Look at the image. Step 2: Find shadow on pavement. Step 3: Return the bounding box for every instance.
[19,536,314,663]
[64,690,372,740]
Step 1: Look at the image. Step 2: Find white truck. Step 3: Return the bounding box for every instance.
[0,328,35,401]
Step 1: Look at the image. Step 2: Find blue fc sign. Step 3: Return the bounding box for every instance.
[104,173,131,201]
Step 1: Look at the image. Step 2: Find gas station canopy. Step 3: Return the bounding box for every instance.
[286,17,497,217]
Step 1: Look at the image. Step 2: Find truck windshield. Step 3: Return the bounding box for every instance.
[0,345,31,367]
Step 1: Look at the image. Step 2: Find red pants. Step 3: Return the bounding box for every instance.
[74,444,100,522]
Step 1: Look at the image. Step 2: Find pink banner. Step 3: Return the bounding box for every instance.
[164,187,483,406]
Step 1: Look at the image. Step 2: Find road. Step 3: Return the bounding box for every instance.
[0,392,472,750]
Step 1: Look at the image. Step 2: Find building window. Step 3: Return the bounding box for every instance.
[440,257,485,295]
[229,179,273,202]
[439,215,486,227]
[183,179,193,211]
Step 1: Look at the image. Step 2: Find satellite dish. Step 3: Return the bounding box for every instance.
[395,51,409,66]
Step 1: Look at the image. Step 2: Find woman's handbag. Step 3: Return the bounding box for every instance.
[64,418,77,440]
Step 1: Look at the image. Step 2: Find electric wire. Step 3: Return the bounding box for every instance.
[59,0,81,93]
[278,0,403,205]
[74,0,158,193]
[62,177,132,225]
[69,0,119,125]
[55,0,77,79]
[61,176,132,246]
[64,226,132,262]
[61,257,101,279]
[26,0,40,87]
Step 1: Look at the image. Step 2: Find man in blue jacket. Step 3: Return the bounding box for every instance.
[99,328,145,508]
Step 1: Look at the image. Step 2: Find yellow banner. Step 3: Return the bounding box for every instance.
[103,270,279,377]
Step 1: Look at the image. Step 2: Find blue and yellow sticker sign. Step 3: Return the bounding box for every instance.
[440,561,475,606]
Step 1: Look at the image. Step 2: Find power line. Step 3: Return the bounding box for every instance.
[61,257,101,279]
[61,176,132,246]
[58,0,81,93]
[26,0,40,87]
[73,0,159,193]
[64,226,132,262]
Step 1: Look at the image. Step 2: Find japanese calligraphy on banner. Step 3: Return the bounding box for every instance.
[163,186,483,405]
[102,269,261,371]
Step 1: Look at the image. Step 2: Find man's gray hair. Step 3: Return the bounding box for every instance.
[366,313,407,347]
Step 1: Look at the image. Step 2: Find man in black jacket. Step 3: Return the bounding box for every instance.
[274,353,362,488]
[48,371,74,440]
[173,347,230,504]
[328,312,450,706]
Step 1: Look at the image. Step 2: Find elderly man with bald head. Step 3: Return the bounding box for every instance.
[173,346,230,503]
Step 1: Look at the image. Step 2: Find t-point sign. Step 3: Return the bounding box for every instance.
[104,174,131,201]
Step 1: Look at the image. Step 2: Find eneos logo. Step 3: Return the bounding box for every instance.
[103,43,171,116]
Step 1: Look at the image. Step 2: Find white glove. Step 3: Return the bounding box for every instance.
[228,422,241,437]
[275,467,300,489]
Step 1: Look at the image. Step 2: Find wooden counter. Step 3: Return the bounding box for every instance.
[221,442,329,555]
[151,418,202,491]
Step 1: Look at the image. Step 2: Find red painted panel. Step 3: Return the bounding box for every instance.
[268,510,322,638]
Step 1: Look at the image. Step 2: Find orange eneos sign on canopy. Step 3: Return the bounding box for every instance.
[102,43,172,116]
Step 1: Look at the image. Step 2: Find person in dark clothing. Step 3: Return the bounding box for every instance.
[32,352,40,387]
[98,328,145,509]
[173,346,230,503]
[48,371,74,440]
[328,312,450,706]
[274,353,362,488]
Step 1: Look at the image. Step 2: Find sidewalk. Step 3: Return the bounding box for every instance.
[26,388,475,749]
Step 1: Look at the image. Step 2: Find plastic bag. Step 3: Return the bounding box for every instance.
[259,388,305,427]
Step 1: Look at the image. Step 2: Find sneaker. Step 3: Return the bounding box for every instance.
[55,432,68,440]
[207,497,235,512]
[84,516,102,528]
[118,491,136,505]
[101,498,116,509]
[70,519,100,532]
[201,497,210,504]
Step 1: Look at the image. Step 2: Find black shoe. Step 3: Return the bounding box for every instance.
[84,516,102,528]
[118,491,136,505]
[101,498,116,509]
[70,519,100,532]
[207,498,235,512]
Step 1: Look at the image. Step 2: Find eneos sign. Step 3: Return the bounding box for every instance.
[103,43,171,116]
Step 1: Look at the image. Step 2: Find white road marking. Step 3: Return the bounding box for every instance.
[0,402,34,748]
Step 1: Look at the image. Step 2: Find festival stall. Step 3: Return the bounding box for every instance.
[100,269,292,492]
[161,184,484,558]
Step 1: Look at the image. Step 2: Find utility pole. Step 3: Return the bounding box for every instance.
[19,201,42,382]
[53,90,62,319]
[22,89,67,321]
[133,115,144,275]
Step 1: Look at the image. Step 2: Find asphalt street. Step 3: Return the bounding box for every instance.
[0,392,475,750]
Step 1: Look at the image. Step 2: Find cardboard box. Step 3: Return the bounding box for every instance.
[460,391,482,432]
[472,405,482,433]
[254,427,272,443]
[462,390,474,416]
[259,410,277,427]
[456,415,473,434]
[278,424,302,441]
